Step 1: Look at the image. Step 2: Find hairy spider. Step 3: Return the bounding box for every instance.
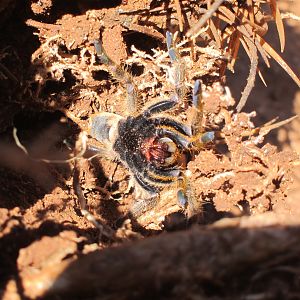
[84,32,214,218]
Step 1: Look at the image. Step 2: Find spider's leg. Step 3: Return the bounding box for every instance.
[143,100,177,116]
[129,167,179,218]
[153,117,191,136]
[122,171,160,218]
[176,172,189,208]
[73,159,115,239]
[73,159,96,221]
[139,167,180,187]
[190,80,215,148]
[83,144,107,159]
[191,79,204,136]
[129,196,159,218]
[176,171,201,218]
[157,126,191,148]
[94,40,139,115]
[166,32,186,104]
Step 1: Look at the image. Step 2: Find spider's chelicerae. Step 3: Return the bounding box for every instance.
[86,32,214,218]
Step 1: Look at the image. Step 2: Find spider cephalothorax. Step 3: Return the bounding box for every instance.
[86,33,214,217]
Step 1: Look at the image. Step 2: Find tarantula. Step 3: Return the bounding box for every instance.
[84,32,214,218]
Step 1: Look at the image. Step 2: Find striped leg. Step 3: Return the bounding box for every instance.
[176,171,202,218]
[190,80,215,148]
[94,40,139,115]
[166,32,186,104]
[129,196,159,218]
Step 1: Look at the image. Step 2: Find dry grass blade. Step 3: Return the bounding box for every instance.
[186,0,225,38]
[258,69,268,87]
[281,12,300,22]
[230,5,272,68]
[255,115,298,137]
[174,0,184,32]
[259,37,300,87]
[269,0,285,52]
[239,115,298,138]
[216,6,259,111]
[208,17,221,49]
[227,31,241,71]
[218,3,299,89]
[255,38,271,68]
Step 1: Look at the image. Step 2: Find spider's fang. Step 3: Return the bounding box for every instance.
[158,137,177,153]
